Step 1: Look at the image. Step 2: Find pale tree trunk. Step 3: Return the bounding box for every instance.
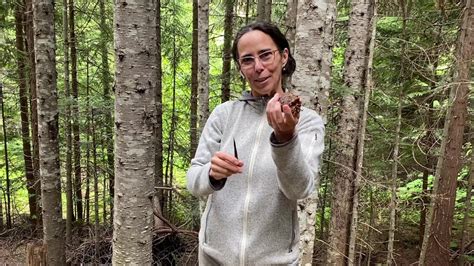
[420,1,473,264]
[386,93,401,265]
[112,0,157,263]
[283,0,297,89]
[62,0,74,246]
[326,0,375,264]
[386,1,410,263]
[91,109,100,264]
[459,135,474,265]
[220,0,234,103]
[292,0,336,120]
[85,59,90,224]
[257,0,272,22]
[15,1,38,225]
[24,0,42,230]
[198,0,210,217]
[284,0,297,50]
[69,0,83,223]
[98,0,114,223]
[154,0,165,229]
[348,4,376,264]
[32,0,66,264]
[291,0,337,264]
[198,0,210,134]
[190,0,199,161]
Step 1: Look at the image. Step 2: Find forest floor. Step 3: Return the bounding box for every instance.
[0,221,470,265]
[0,239,27,265]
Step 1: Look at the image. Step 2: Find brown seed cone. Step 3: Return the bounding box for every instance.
[279,92,301,119]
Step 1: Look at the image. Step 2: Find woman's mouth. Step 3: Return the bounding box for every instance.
[255,76,270,84]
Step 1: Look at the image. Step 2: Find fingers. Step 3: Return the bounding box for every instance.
[210,151,243,180]
[266,93,297,135]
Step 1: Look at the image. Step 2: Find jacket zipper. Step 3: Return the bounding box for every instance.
[239,115,266,266]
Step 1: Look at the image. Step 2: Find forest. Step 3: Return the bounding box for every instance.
[0,0,472,265]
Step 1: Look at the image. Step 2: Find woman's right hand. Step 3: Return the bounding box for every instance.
[209,151,244,180]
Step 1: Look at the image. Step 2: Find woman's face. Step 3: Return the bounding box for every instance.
[237,30,288,97]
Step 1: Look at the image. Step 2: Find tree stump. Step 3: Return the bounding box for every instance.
[26,242,46,266]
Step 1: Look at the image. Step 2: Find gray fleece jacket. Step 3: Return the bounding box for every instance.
[187,93,324,265]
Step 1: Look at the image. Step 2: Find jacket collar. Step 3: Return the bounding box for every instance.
[239,91,272,105]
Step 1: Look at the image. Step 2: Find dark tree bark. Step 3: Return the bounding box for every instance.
[0,84,12,229]
[154,0,164,228]
[85,58,91,225]
[98,0,114,223]
[326,0,376,264]
[62,0,74,246]
[190,0,198,162]
[69,0,83,223]
[220,0,234,102]
[15,0,38,225]
[24,0,42,231]
[420,1,473,264]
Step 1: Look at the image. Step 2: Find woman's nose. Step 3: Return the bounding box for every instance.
[254,58,265,72]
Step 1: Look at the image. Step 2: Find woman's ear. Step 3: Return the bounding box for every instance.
[282,48,289,66]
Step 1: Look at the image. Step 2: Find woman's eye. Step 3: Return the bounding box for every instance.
[241,57,254,65]
[259,51,272,60]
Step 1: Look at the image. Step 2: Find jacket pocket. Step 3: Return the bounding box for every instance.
[289,209,296,253]
[203,198,213,245]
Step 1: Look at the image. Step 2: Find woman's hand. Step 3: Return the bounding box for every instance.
[266,93,298,143]
[210,151,243,180]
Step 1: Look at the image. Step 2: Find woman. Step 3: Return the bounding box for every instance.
[187,21,324,265]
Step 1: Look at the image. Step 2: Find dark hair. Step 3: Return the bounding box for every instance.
[231,21,296,77]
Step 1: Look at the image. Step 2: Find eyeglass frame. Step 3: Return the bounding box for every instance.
[237,49,282,70]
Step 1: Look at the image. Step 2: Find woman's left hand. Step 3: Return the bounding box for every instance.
[266,93,298,143]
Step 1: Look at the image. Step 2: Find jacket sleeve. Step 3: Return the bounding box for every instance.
[270,110,325,200]
[186,104,228,197]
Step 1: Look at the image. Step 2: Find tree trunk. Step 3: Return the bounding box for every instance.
[386,93,401,265]
[458,135,474,265]
[15,0,38,225]
[220,0,234,103]
[24,0,42,231]
[85,58,91,225]
[154,0,165,229]
[386,1,410,262]
[257,0,271,21]
[348,6,376,264]
[326,0,375,264]
[62,0,74,246]
[91,108,100,264]
[98,0,114,223]
[198,0,210,134]
[292,0,336,119]
[190,0,199,162]
[420,1,473,264]
[291,0,336,264]
[112,0,157,263]
[284,0,297,51]
[32,0,66,264]
[283,0,297,89]
[0,84,12,229]
[69,0,83,223]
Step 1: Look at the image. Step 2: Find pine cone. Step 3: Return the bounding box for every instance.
[279,92,301,119]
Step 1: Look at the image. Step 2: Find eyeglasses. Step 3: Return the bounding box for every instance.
[238,49,280,70]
